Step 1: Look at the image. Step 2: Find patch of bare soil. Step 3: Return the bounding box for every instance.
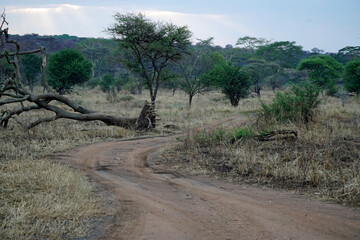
[58,118,360,240]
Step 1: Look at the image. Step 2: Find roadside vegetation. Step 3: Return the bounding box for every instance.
[1,10,360,240]
[159,86,360,206]
[0,87,257,239]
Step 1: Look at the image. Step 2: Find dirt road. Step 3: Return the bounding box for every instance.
[59,131,360,240]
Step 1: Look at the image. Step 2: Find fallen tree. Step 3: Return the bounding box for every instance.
[0,13,155,130]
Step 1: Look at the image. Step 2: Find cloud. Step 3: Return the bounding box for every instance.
[5,4,248,46]
[6,4,108,37]
[7,4,82,13]
[142,10,250,45]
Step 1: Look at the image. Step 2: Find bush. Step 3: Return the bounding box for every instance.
[232,126,255,140]
[47,49,92,94]
[100,74,115,93]
[260,82,321,123]
[344,59,360,94]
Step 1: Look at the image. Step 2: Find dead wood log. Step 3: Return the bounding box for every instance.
[255,130,298,141]
[0,13,153,130]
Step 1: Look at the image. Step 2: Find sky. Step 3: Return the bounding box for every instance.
[1,0,359,53]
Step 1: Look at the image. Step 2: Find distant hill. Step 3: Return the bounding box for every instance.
[9,34,90,53]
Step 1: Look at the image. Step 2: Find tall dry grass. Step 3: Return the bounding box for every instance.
[159,93,360,207]
[1,87,263,239]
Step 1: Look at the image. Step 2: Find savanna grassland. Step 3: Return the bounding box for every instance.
[1,86,359,239]
[0,87,258,239]
[159,89,360,207]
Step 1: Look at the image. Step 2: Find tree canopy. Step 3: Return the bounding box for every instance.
[107,12,192,102]
[47,48,92,94]
[203,56,251,106]
[236,36,269,55]
[297,55,343,94]
[344,59,360,94]
[245,59,280,97]
[256,41,303,68]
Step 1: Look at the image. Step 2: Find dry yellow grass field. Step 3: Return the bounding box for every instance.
[1,86,359,239]
[159,92,360,207]
[0,87,262,239]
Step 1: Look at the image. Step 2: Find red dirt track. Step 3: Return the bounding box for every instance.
[59,121,360,240]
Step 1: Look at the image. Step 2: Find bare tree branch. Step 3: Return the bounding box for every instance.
[0,12,155,131]
[0,95,29,105]
[26,115,59,130]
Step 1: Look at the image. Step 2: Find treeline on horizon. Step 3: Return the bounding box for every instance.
[2,31,360,100]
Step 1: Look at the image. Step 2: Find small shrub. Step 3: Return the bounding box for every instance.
[260,82,321,124]
[100,74,115,93]
[232,126,254,140]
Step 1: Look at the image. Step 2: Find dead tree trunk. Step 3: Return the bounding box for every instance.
[136,101,157,130]
[0,13,155,130]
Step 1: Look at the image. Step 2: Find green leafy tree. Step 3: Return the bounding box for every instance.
[245,59,279,97]
[47,48,92,94]
[20,54,42,91]
[107,12,192,102]
[338,46,360,58]
[256,41,303,68]
[344,59,360,94]
[203,58,251,106]
[297,55,343,95]
[236,36,269,56]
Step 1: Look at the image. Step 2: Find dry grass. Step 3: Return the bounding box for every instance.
[5,86,356,239]
[0,87,263,239]
[0,159,101,239]
[158,93,360,207]
[0,88,139,239]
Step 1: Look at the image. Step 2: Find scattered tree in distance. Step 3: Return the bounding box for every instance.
[203,55,251,106]
[344,59,360,94]
[107,12,192,102]
[297,55,343,95]
[47,48,92,94]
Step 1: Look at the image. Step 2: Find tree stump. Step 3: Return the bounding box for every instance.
[136,101,156,130]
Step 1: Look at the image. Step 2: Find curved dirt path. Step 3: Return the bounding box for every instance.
[59,119,360,240]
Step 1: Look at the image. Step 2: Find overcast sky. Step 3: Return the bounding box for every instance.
[2,0,360,52]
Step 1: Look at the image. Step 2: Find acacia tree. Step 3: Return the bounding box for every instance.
[297,55,343,95]
[0,13,154,130]
[107,12,192,102]
[236,36,269,56]
[176,38,218,105]
[76,39,111,78]
[203,57,251,106]
[256,41,303,68]
[245,59,279,97]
